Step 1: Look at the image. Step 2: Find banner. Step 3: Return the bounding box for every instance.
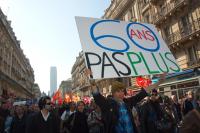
[75,17,181,79]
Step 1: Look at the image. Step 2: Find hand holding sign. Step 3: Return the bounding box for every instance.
[145,72,167,93]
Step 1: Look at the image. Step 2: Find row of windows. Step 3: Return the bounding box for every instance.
[165,7,200,37]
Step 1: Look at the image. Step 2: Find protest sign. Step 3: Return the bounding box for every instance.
[75,17,181,79]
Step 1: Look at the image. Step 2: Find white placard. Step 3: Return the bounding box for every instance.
[75,17,181,79]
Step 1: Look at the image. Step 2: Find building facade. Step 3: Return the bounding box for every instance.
[103,0,200,70]
[59,79,72,99]
[103,0,200,97]
[0,9,35,99]
[72,0,200,98]
[32,83,41,99]
[71,51,90,97]
[50,66,57,96]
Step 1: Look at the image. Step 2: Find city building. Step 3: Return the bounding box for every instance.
[50,66,57,96]
[103,0,200,98]
[41,91,47,97]
[71,0,200,98]
[71,51,90,97]
[32,83,41,99]
[0,8,35,99]
[59,79,72,99]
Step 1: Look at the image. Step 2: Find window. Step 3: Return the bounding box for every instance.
[144,0,148,4]
[144,14,150,23]
[171,85,176,90]
[192,10,198,21]
[192,8,200,30]
[164,26,172,37]
[181,16,189,29]
[188,46,197,62]
[197,7,200,18]
[172,23,179,33]
[164,26,173,43]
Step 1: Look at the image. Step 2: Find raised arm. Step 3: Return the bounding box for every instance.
[145,73,166,93]
[85,69,110,112]
[125,73,166,107]
[90,80,110,112]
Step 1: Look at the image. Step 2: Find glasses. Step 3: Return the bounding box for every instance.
[46,103,51,105]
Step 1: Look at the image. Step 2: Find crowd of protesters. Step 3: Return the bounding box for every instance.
[0,74,200,133]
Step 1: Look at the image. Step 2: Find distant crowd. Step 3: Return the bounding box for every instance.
[0,74,200,133]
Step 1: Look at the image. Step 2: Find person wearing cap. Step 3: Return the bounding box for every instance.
[89,73,166,133]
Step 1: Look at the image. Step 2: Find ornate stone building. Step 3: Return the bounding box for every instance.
[0,9,35,99]
[103,0,200,70]
[103,0,200,98]
[71,51,90,97]
[32,83,41,99]
[72,0,200,97]
[59,79,72,98]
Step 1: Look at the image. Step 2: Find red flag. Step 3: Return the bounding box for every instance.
[136,76,152,88]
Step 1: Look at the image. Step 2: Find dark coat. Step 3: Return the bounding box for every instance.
[0,108,8,133]
[93,89,147,133]
[10,115,26,133]
[172,102,182,122]
[180,109,200,133]
[66,111,89,133]
[140,100,163,133]
[140,100,175,133]
[183,99,197,116]
[25,111,60,133]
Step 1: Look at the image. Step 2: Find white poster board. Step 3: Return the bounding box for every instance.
[75,17,181,79]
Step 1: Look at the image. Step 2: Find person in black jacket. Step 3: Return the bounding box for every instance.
[171,95,182,123]
[65,101,89,133]
[26,96,60,133]
[89,72,166,133]
[140,92,176,133]
[182,91,199,116]
[10,105,26,133]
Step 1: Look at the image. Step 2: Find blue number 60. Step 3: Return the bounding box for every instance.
[90,20,130,52]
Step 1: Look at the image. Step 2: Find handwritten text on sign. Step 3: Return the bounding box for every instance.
[75,17,181,79]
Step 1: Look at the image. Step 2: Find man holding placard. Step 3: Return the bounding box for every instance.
[76,16,180,133]
[87,70,166,133]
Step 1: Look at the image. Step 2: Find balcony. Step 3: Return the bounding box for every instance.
[105,0,132,19]
[167,31,182,44]
[153,0,189,25]
[166,19,200,45]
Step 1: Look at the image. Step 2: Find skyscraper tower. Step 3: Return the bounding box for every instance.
[50,66,57,96]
